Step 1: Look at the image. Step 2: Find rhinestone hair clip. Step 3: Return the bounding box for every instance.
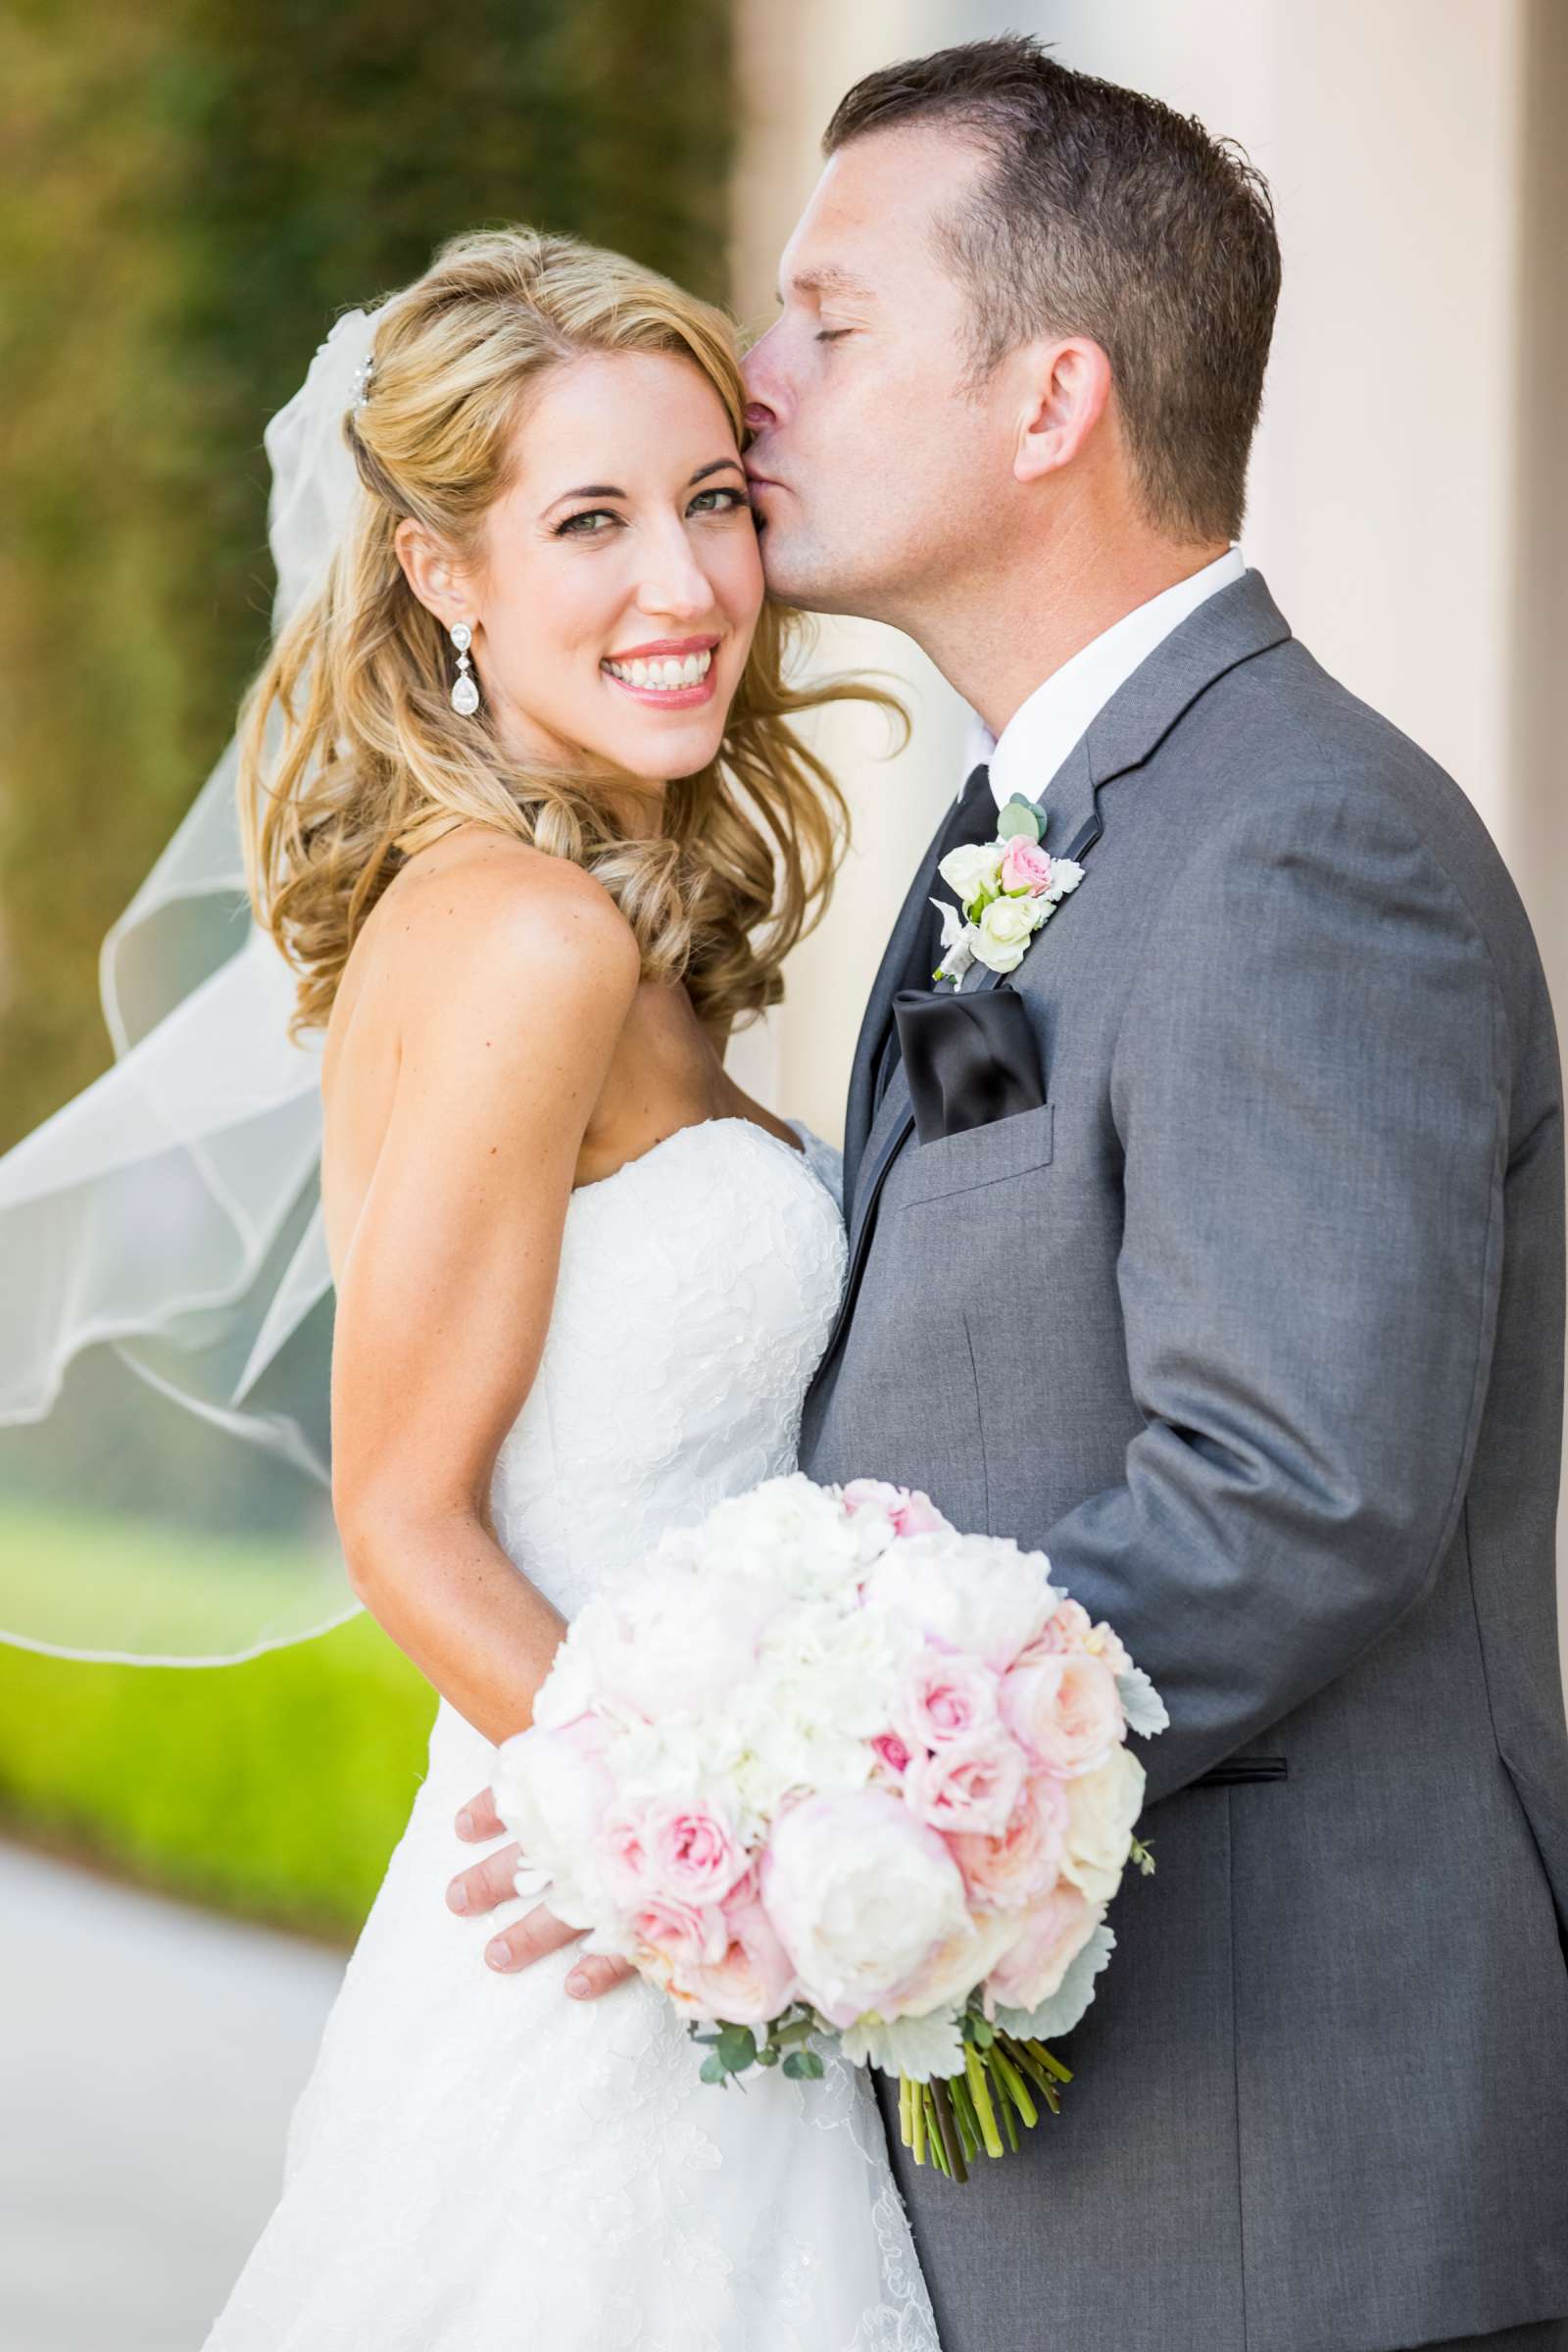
[351,353,375,413]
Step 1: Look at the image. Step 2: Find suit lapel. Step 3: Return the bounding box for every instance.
[814,569,1295,1387]
[842,798,967,1208]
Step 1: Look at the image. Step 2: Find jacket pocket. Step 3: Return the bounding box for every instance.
[897,1102,1054,1207]
[1192,1755,1289,1788]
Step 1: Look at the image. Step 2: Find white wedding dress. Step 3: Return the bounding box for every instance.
[203,1115,942,2352]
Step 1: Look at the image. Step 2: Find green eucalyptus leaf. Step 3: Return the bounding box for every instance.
[699,2053,728,2085]
[717,2025,758,2071]
[782,2048,825,2080]
[997,798,1042,842]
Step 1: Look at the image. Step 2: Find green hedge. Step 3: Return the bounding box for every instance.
[0,1509,437,1942]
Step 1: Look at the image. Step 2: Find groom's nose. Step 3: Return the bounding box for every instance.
[740,327,783,424]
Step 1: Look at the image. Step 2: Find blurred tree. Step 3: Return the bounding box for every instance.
[0,0,733,1149]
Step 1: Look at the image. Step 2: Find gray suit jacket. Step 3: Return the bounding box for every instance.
[801,571,1568,2352]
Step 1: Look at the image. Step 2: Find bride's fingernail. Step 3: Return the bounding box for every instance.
[486,1939,513,1968]
[457,1810,473,1838]
[447,1883,467,1912]
[565,1970,590,1997]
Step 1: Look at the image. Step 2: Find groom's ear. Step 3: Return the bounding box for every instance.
[1010,335,1113,486]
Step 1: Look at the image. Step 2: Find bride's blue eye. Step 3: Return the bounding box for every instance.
[556,509,618,537]
[688,488,747,516]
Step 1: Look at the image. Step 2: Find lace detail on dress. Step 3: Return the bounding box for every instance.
[203,1117,941,2352]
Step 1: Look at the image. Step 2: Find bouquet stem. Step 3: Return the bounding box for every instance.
[900,2031,1070,2183]
[929,2078,968,2183]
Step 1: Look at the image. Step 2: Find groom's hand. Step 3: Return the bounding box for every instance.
[447,1785,635,2001]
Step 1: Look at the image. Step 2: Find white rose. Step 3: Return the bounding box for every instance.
[1061,1746,1146,1906]
[938,840,1005,903]
[583,1560,786,1721]
[703,1475,861,1599]
[861,1532,1051,1672]
[972,894,1044,973]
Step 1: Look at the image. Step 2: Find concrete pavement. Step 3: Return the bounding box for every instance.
[0,1841,345,2352]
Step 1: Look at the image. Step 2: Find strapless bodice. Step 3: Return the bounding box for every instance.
[487,1114,846,1618]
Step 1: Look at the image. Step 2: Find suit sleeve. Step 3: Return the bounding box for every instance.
[1038,776,1511,1803]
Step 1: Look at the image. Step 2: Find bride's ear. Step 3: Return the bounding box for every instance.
[394,517,472,631]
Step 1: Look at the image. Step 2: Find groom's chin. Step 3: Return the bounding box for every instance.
[759,542,866,618]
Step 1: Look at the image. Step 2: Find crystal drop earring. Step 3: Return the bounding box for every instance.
[450,621,480,716]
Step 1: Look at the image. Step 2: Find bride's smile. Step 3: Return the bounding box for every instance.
[397,345,761,801]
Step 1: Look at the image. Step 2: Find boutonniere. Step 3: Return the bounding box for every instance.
[932,795,1085,986]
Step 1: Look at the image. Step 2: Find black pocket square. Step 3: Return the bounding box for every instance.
[893,986,1047,1145]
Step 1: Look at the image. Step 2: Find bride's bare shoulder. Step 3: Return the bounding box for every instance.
[359,826,640,1035]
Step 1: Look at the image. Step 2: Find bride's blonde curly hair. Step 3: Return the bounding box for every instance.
[239,225,900,1039]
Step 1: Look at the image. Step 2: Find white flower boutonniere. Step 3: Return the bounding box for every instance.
[932,795,1085,985]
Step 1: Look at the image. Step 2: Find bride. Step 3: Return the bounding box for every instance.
[187,226,942,2348]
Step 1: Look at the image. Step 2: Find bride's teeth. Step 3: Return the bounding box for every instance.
[605,649,713,689]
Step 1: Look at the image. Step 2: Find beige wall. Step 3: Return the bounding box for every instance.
[731,0,1567,1683]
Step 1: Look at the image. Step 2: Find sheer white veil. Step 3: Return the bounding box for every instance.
[0,307,384,1663]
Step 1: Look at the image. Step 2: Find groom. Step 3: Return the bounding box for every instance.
[458,37,1568,2352]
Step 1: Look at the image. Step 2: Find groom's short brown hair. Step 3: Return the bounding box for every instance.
[823,35,1281,546]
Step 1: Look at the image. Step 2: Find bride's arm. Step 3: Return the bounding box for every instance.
[329,851,639,1747]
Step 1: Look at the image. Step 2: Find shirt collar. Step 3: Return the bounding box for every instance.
[962,546,1247,808]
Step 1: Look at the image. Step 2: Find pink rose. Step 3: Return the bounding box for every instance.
[985,1883,1102,2012]
[896,1645,1003,1751]
[645,1797,750,1906]
[999,838,1055,895]
[666,1889,799,2026]
[842,1479,949,1539]
[903,1732,1029,1839]
[871,1732,912,1778]
[1087,1620,1133,1677]
[1018,1595,1134,1681]
[631,1890,729,1976]
[948,1771,1069,1911]
[1019,1596,1094,1658]
[1000,1652,1124,1780]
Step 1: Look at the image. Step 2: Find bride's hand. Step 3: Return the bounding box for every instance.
[447,1786,636,2002]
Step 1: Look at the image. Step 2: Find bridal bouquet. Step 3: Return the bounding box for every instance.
[492,1475,1166,2182]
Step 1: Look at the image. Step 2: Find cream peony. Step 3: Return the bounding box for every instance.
[1061,1747,1147,1907]
[760,1789,972,2030]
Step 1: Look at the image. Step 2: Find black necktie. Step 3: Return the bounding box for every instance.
[871,760,995,1112]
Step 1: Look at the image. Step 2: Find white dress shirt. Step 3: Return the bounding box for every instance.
[963,546,1247,808]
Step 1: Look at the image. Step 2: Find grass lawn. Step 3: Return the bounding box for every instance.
[0,1502,437,1943]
